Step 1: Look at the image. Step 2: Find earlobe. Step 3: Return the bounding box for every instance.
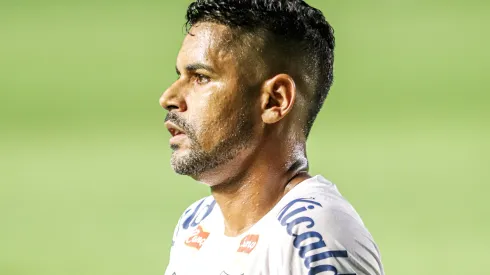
[260,74,296,124]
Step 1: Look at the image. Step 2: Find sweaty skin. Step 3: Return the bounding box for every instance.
[160,22,311,237]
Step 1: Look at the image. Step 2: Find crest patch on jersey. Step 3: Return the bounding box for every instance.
[184,225,210,250]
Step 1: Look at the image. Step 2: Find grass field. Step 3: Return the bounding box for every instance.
[1,1,489,274]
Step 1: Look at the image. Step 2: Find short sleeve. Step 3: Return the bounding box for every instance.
[277,197,384,275]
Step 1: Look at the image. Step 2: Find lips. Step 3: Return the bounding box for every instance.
[169,127,184,137]
[165,121,186,136]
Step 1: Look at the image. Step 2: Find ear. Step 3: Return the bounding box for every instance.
[260,74,297,124]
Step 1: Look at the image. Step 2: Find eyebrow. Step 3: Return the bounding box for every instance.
[176,63,216,75]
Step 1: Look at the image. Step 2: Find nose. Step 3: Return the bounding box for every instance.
[159,81,187,112]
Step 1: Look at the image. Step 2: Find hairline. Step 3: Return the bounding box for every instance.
[187,20,319,138]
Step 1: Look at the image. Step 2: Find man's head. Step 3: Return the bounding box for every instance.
[160,0,335,179]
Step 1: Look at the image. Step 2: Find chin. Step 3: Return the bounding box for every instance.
[170,154,206,177]
[170,157,191,175]
[170,159,223,185]
[169,144,252,184]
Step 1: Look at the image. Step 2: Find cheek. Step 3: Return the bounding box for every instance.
[188,92,240,150]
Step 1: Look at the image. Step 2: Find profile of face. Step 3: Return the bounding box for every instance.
[159,23,259,178]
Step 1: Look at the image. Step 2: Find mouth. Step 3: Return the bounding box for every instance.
[165,121,187,139]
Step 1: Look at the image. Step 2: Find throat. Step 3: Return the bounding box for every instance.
[211,171,310,237]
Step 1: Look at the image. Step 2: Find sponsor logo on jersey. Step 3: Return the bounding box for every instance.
[237,234,259,254]
[172,198,216,246]
[277,198,352,275]
[184,225,210,250]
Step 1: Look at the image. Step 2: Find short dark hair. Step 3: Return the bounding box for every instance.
[185,0,335,137]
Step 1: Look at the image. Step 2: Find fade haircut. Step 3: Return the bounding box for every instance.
[185,0,335,137]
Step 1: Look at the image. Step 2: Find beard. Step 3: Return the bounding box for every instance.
[165,104,254,177]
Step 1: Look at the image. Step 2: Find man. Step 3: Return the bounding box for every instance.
[160,0,384,274]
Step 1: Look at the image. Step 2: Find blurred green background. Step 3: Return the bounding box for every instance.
[1,0,489,274]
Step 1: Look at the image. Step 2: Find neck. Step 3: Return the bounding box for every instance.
[207,143,310,237]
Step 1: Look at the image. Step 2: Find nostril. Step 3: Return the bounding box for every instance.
[166,104,179,111]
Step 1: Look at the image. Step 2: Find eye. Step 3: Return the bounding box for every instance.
[194,73,210,85]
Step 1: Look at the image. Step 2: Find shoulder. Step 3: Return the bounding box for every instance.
[272,176,384,275]
[171,196,217,242]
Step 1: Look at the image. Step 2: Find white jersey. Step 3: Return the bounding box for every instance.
[164,175,384,275]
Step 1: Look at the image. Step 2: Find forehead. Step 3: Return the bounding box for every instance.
[177,22,237,70]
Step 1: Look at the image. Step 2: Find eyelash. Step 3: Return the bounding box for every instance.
[175,73,210,85]
[193,73,210,85]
